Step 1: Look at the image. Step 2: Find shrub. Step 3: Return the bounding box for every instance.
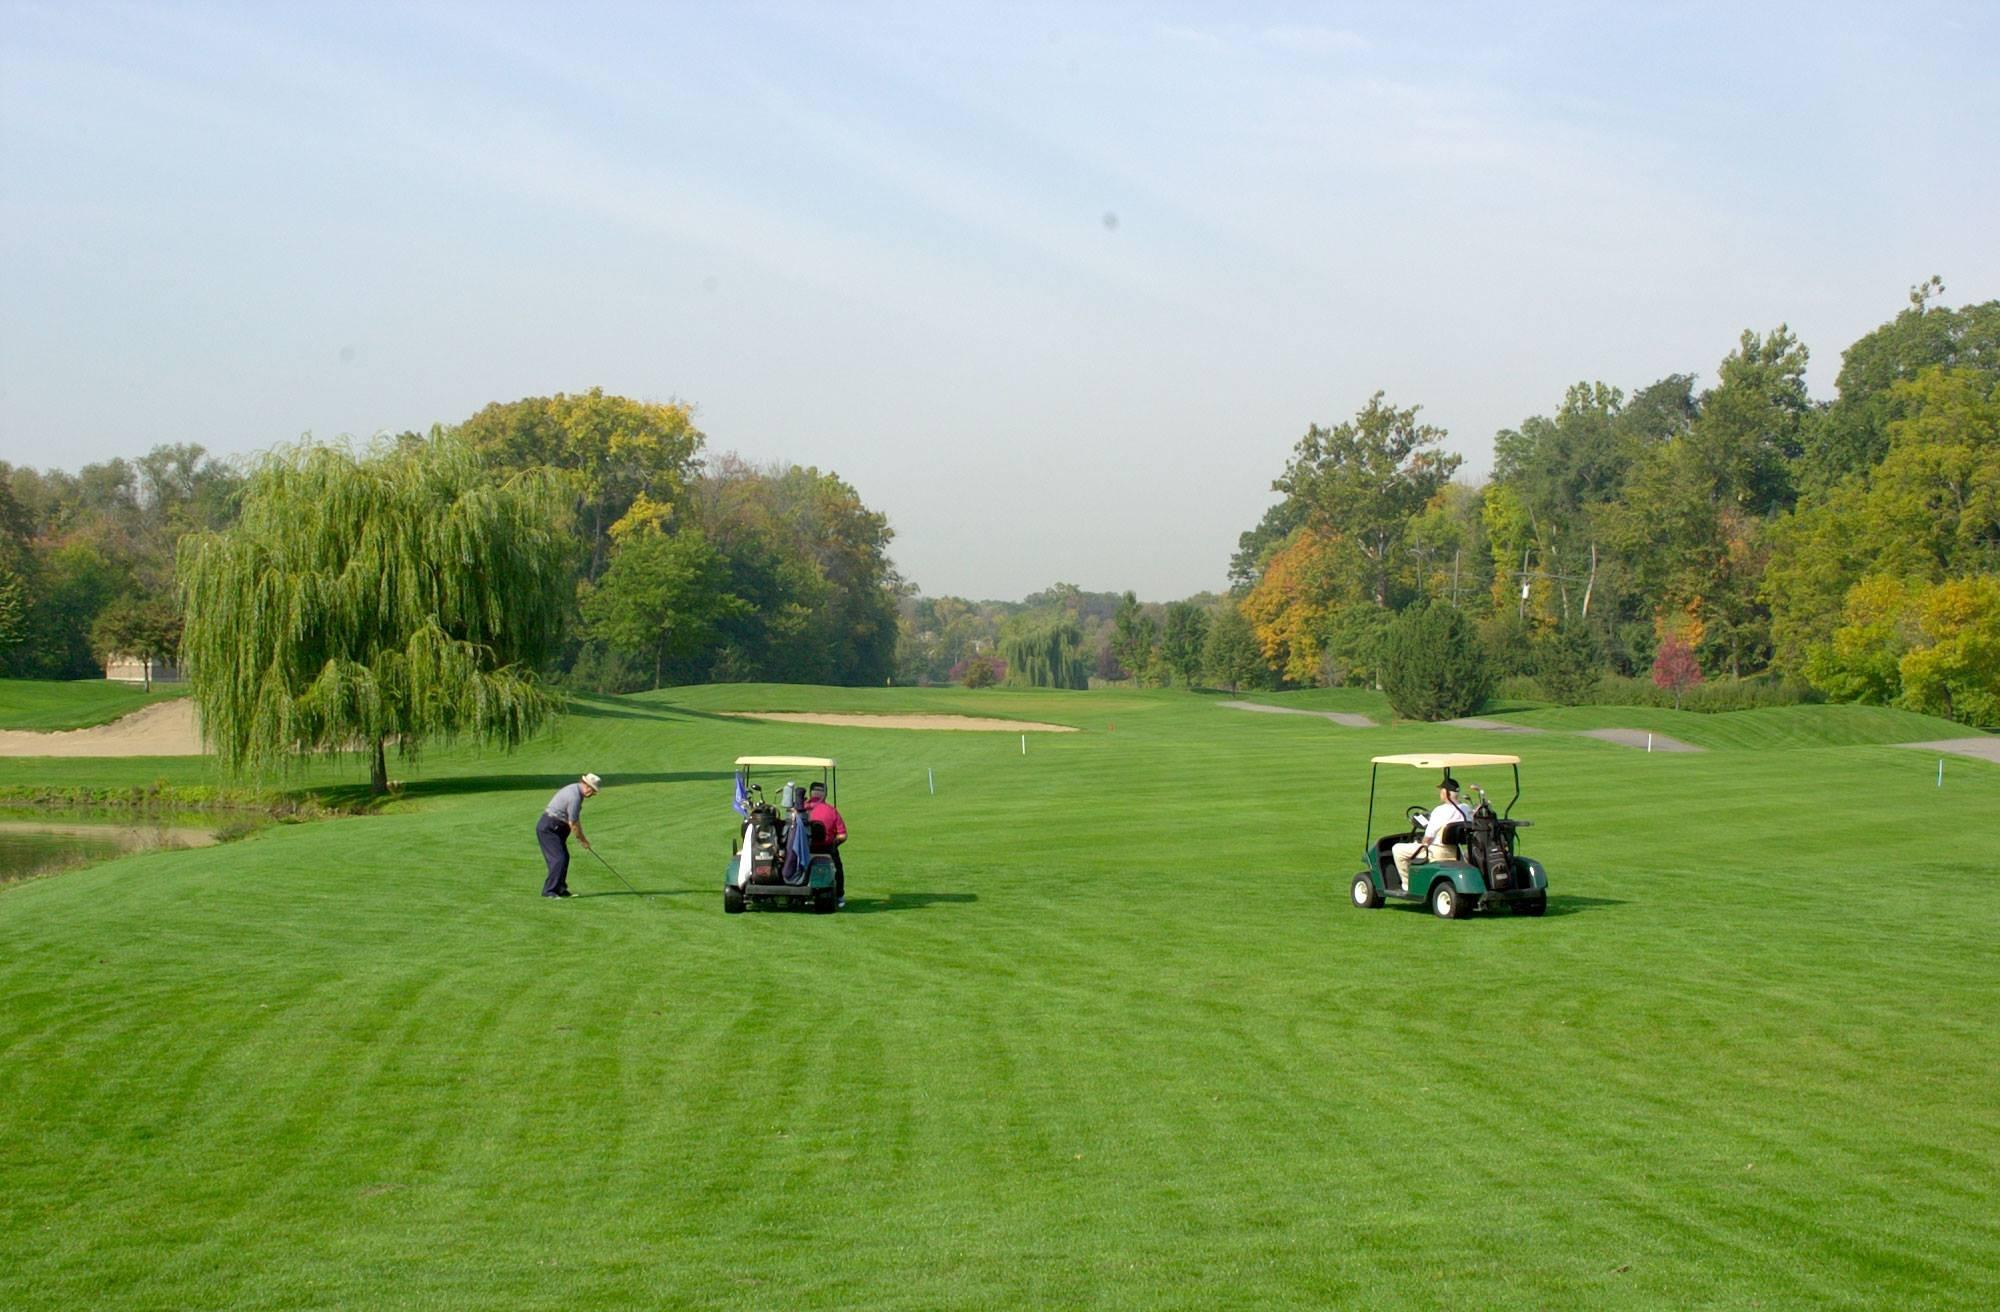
[1380,602,1493,721]
[950,653,1003,688]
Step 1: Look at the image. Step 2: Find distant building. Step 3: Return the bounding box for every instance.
[104,654,184,685]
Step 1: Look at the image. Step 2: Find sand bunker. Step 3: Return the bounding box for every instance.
[717,711,1076,733]
[0,700,205,757]
[1900,737,2000,764]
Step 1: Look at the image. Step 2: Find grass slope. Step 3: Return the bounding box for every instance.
[2,688,1997,1310]
[0,678,184,731]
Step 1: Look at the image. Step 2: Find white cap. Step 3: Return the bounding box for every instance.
[581,773,603,789]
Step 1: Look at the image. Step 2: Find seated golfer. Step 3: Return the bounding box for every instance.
[800,780,847,906]
[536,772,601,899]
[1393,776,1471,891]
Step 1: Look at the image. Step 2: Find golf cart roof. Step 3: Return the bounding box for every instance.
[1369,752,1520,768]
[734,755,836,769]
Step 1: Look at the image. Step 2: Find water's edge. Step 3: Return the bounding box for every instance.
[0,807,251,888]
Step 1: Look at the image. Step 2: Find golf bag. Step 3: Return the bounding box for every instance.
[1465,801,1516,890]
[746,802,784,884]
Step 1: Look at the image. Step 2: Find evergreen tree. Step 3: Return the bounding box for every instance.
[1379,602,1492,721]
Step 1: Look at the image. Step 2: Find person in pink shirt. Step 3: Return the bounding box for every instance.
[801,780,847,906]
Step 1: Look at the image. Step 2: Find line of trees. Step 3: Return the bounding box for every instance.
[1218,280,1999,723]
[0,444,243,680]
[2,390,906,705]
[8,279,1993,737]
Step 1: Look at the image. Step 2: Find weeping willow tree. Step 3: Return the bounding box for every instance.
[177,432,576,793]
[1001,620,1090,689]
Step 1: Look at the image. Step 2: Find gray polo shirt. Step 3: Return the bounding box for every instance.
[544,782,586,825]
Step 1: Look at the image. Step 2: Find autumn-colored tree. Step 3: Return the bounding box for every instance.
[458,388,704,579]
[1650,633,1704,710]
[1899,576,2000,726]
[1767,366,1999,693]
[1239,527,1355,685]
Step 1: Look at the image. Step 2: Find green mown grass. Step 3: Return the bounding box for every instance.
[0,679,185,731]
[2,688,1996,1310]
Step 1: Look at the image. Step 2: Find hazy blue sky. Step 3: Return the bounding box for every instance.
[4,2,1996,599]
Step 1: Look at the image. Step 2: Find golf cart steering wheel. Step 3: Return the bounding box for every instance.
[1405,805,1427,832]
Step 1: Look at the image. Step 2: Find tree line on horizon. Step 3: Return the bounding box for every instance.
[897,280,1998,726]
[0,390,901,701]
[1,278,1994,757]
[1212,279,2000,725]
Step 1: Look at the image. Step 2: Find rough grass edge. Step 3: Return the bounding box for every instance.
[1493,673,1820,714]
[0,782,353,819]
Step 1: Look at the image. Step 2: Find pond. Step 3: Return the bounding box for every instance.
[0,808,243,887]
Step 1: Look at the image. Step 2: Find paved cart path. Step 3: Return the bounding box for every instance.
[1218,700,1376,728]
[1443,717,1545,734]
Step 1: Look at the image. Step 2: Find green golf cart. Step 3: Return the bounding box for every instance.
[724,755,841,914]
[1350,752,1548,918]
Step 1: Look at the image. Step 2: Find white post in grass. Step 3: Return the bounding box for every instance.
[1647,733,1653,753]
[1939,758,1945,787]
[1021,734,1026,756]
[928,767,935,796]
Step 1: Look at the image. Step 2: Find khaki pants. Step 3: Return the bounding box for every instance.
[1393,840,1458,889]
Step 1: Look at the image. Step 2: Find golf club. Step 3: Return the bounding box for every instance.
[586,845,652,902]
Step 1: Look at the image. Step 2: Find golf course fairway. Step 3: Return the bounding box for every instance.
[3,685,1996,1310]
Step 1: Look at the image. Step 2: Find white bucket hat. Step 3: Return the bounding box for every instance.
[581,772,603,789]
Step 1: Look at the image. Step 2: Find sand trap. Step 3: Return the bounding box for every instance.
[1580,727,1702,752]
[0,700,205,757]
[717,711,1077,733]
[1901,737,2000,764]
[1219,700,1375,728]
[1444,717,1545,734]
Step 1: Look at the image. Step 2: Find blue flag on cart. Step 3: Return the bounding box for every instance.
[731,774,749,818]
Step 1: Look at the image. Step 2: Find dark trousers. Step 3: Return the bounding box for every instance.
[827,846,845,899]
[537,815,570,895]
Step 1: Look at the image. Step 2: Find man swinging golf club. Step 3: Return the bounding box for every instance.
[537,772,602,899]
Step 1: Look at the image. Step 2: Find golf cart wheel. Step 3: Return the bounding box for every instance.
[812,890,838,915]
[1351,874,1382,909]
[1430,881,1467,920]
[1517,893,1547,917]
[723,886,746,915]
